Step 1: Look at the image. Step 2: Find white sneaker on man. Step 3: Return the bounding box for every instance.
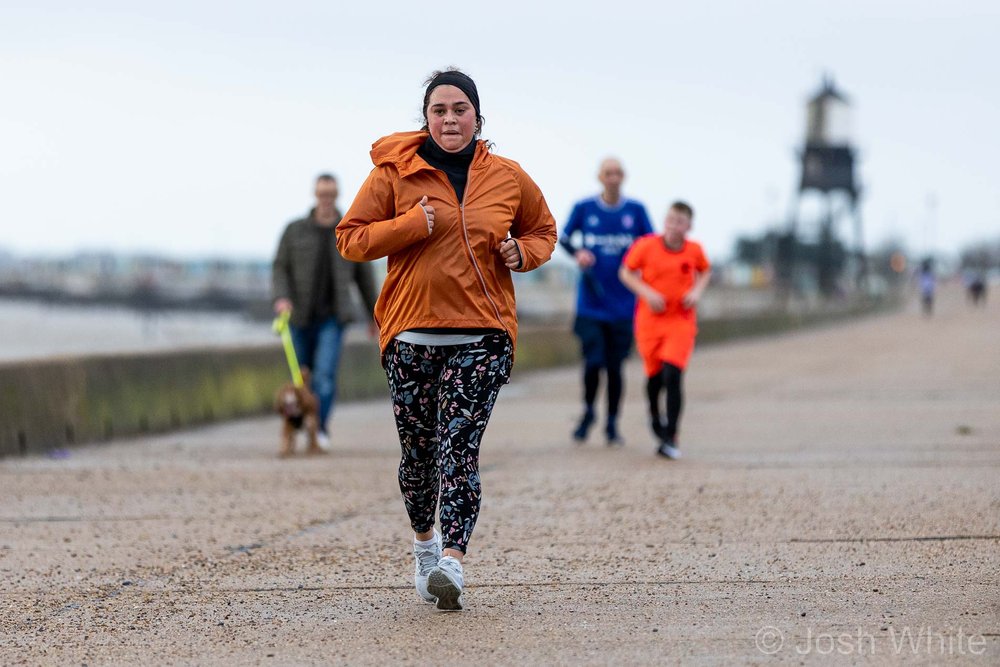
[316,431,332,451]
[413,531,442,603]
[427,555,464,611]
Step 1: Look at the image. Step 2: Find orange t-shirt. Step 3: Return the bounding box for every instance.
[622,235,710,333]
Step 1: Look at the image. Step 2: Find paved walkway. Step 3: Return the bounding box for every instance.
[3,286,998,665]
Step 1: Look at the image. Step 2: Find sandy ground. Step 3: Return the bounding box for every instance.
[2,285,998,665]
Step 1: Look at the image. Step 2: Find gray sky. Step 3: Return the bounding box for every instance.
[2,1,998,262]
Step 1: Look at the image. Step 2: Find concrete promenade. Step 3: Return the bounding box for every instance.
[2,286,998,665]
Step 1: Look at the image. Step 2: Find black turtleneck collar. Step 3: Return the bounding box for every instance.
[418,136,477,203]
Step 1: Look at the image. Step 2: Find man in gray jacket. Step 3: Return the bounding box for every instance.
[272,174,378,447]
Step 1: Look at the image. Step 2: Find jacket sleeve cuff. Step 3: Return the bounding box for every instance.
[511,239,525,271]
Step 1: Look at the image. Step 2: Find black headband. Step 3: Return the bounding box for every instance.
[424,71,481,121]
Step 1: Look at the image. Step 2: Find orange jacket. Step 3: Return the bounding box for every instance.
[337,131,557,352]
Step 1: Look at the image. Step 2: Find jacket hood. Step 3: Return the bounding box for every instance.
[370,131,488,178]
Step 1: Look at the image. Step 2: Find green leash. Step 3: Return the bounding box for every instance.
[272,311,304,388]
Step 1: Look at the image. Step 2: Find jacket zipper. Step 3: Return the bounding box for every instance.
[455,169,506,327]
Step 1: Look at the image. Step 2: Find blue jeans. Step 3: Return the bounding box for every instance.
[290,317,345,433]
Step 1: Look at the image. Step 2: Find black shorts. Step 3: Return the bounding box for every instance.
[573,315,633,367]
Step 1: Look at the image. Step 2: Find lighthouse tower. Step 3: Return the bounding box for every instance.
[787,75,865,294]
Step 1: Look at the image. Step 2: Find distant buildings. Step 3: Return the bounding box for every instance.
[0,249,580,323]
[0,250,272,314]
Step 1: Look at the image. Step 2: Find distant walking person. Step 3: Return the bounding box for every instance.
[917,259,935,316]
[336,68,557,611]
[272,174,379,448]
[620,201,711,459]
[559,158,653,446]
[966,272,987,307]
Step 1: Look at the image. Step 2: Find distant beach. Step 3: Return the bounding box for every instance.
[1,283,791,363]
[0,299,279,363]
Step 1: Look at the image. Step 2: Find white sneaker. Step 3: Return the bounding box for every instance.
[413,531,441,603]
[427,556,464,611]
[657,441,681,459]
[316,432,331,451]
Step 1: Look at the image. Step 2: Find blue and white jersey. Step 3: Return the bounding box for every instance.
[559,196,654,321]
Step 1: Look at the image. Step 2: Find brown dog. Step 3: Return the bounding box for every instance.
[274,369,321,457]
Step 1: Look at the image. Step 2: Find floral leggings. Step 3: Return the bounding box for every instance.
[382,332,513,553]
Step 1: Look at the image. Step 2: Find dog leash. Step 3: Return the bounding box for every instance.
[272,311,304,388]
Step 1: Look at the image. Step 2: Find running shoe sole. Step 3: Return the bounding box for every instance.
[426,570,463,611]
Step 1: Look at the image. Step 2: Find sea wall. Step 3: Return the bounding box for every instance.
[0,299,895,457]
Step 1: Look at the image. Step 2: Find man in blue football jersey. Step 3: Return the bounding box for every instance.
[559,158,654,446]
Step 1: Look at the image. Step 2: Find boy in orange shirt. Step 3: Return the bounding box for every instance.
[619,201,711,459]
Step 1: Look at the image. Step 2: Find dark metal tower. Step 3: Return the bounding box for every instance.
[787,75,865,295]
